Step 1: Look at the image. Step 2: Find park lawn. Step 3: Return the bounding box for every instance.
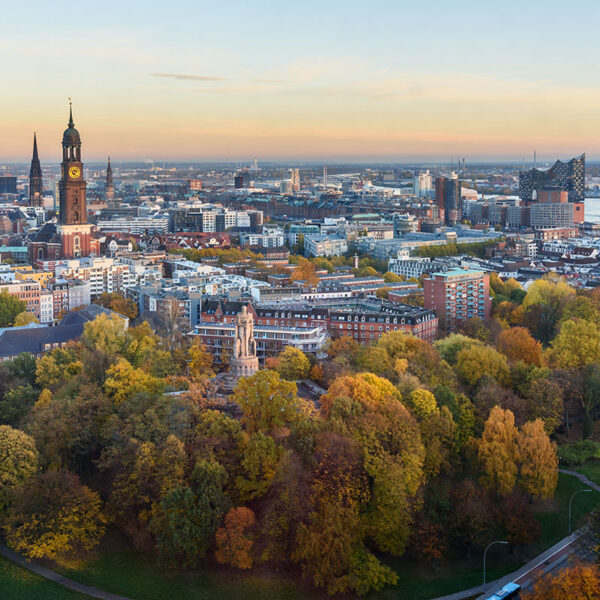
[572,460,600,486]
[20,473,600,600]
[0,556,87,600]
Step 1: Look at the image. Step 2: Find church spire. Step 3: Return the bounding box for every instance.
[68,98,74,128]
[29,132,43,207]
[106,155,115,203]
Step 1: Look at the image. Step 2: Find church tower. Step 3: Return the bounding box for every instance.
[57,101,92,257]
[29,133,43,207]
[105,156,115,204]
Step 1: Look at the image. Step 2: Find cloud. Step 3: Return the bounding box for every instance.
[153,73,227,82]
[152,73,282,84]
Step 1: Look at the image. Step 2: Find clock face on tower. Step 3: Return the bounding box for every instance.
[69,166,81,179]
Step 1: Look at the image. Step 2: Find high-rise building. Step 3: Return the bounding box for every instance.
[290,168,300,192]
[105,156,114,204]
[413,169,432,197]
[435,174,462,225]
[29,133,43,207]
[323,165,328,186]
[424,268,491,329]
[519,154,585,203]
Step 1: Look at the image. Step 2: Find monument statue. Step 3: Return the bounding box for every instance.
[230,306,259,379]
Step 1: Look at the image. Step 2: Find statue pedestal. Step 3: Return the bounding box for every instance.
[230,355,259,379]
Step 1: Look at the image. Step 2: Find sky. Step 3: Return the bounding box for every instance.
[2,0,600,162]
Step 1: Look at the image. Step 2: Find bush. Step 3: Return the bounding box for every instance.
[558,440,600,466]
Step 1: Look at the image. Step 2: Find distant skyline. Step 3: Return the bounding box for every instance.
[2,0,600,162]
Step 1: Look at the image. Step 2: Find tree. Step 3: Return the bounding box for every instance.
[290,258,319,287]
[275,346,311,380]
[293,503,397,596]
[434,334,482,364]
[215,507,256,569]
[497,327,543,366]
[455,345,510,387]
[518,419,558,500]
[150,459,231,567]
[0,426,38,512]
[0,384,39,427]
[522,276,574,344]
[524,378,564,434]
[81,313,128,356]
[94,292,138,319]
[104,359,165,405]
[0,291,25,327]
[383,271,403,283]
[548,319,600,369]
[232,370,302,434]
[13,311,39,326]
[236,432,281,502]
[523,563,600,600]
[3,470,106,561]
[478,407,519,496]
[188,339,214,380]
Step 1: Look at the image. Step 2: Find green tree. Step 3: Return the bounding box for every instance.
[548,319,600,369]
[0,291,25,327]
[150,459,231,567]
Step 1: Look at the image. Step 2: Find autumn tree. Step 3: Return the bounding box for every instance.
[104,359,165,405]
[455,344,510,387]
[523,563,600,600]
[81,312,128,355]
[188,339,214,380]
[522,276,575,344]
[215,507,256,569]
[94,291,139,319]
[0,291,25,327]
[478,407,519,496]
[518,419,558,500]
[3,470,106,561]
[547,319,600,369]
[0,426,38,511]
[232,370,302,434]
[13,311,39,326]
[497,326,543,366]
[290,258,319,287]
[434,334,483,364]
[274,346,311,380]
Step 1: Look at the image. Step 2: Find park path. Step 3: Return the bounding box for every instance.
[0,544,133,600]
[558,468,600,492]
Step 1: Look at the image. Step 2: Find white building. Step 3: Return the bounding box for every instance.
[413,170,433,197]
[303,234,348,257]
[39,290,54,324]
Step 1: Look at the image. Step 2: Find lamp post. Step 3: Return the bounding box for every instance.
[569,489,592,534]
[483,540,508,585]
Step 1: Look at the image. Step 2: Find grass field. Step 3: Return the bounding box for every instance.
[572,460,600,486]
[0,557,86,600]
[2,473,599,600]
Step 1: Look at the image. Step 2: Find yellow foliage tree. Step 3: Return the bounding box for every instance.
[519,419,558,500]
[547,319,600,369]
[478,406,519,496]
[104,359,165,405]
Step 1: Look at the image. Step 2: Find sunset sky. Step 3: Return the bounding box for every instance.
[2,0,599,162]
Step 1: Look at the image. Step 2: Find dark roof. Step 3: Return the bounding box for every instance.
[29,222,59,243]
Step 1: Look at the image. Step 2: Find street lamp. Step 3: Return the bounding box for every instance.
[569,489,593,534]
[483,540,508,585]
